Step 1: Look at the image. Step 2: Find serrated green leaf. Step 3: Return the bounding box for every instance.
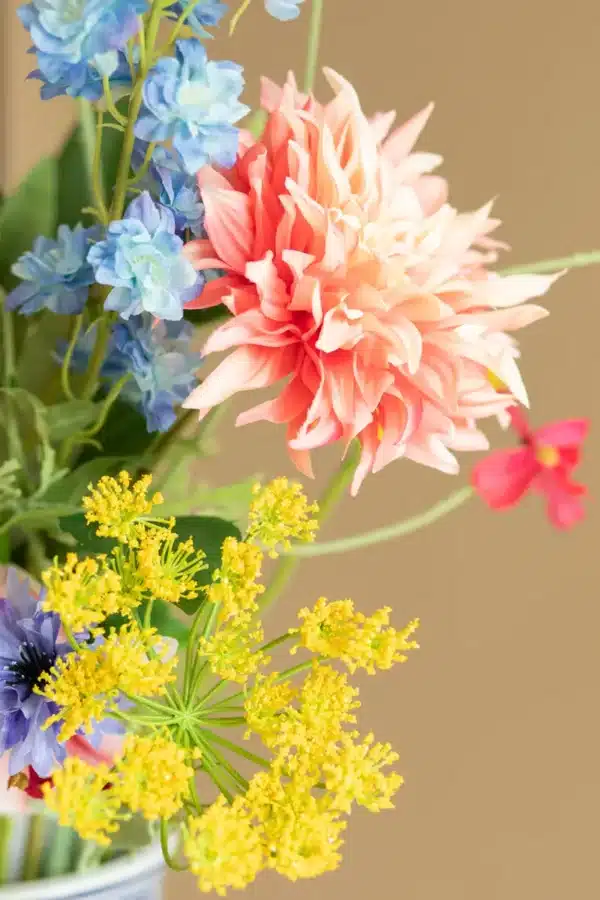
[0,158,58,291]
[45,400,99,442]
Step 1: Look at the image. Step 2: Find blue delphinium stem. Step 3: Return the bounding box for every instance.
[79,98,103,218]
[61,313,84,400]
[303,0,324,93]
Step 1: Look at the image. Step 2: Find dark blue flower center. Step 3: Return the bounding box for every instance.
[6,642,56,690]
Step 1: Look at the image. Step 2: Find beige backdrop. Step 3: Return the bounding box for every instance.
[2,1,599,898]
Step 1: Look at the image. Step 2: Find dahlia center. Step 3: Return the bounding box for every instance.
[535,445,560,468]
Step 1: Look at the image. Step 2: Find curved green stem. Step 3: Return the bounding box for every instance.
[287,485,474,557]
[499,250,600,276]
[101,75,128,126]
[61,313,83,400]
[160,820,188,871]
[259,440,361,612]
[81,313,112,401]
[303,0,324,94]
[201,731,270,768]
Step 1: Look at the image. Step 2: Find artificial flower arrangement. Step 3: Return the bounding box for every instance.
[0,0,592,893]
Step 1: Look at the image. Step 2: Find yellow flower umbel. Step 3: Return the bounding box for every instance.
[322,733,402,813]
[247,478,319,556]
[38,623,176,740]
[115,733,193,820]
[135,527,207,604]
[184,797,264,896]
[42,554,135,633]
[294,597,420,673]
[82,471,164,544]
[206,537,264,620]
[200,616,267,684]
[43,758,122,846]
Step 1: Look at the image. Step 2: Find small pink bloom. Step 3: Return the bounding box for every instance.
[471,408,589,528]
[183,70,560,493]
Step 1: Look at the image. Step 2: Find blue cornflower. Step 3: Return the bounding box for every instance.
[133,144,205,236]
[166,0,227,37]
[265,0,304,20]
[18,0,146,64]
[87,192,201,321]
[6,224,99,316]
[135,38,249,175]
[31,48,133,101]
[0,568,74,777]
[66,314,202,432]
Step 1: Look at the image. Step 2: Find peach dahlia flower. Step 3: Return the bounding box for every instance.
[183,69,559,493]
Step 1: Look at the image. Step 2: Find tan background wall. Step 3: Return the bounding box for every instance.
[2,1,599,898]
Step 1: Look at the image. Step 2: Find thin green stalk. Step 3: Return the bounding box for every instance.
[217,660,315,708]
[287,485,474,557]
[185,601,217,704]
[160,820,188,871]
[303,0,325,94]
[199,750,234,802]
[101,75,128,126]
[1,301,16,386]
[0,816,13,885]
[202,741,249,792]
[127,141,157,186]
[79,99,107,223]
[499,250,600,276]
[76,840,103,872]
[81,313,112,401]
[61,313,83,400]
[22,814,46,881]
[259,440,361,612]
[197,716,246,727]
[59,371,130,466]
[165,0,206,46]
[201,731,270,768]
[258,631,294,654]
[195,675,230,709]
[43,826,77,879]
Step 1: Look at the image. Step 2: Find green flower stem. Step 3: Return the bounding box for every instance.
[111,1,164,220]
[81,311,112,401]
[78,99,107,225]
[1,298,16,386]
[203,742,249,792]
[160,819,188,871]
[0,816,13,885]
[164,0,207,47]
[259,440,361,613]
[59,371,131,466]
[127,141,157,188]
[196,716,246,727]
[43,826,77,879]
[286,485,474,558]
[499,250,600,276]
[101,76,128,126]
[200,750,234,802]
[185,601,217,704]
[303,0,325,94]
[258,631,294,654]
[217,659,315,709]
[63,623,81,653]
[22,814,46,881]
[195,675,229,710]
[201,731,270,768]
[61,313,83,400]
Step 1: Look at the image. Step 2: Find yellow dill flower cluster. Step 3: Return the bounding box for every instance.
[42,553,135,633]
[322,732,402,813]
[114,733,193,820]
[135,528,207,604]
[200,619,267,684]
[82,471,163,544]
[43,758,122,846]
[44,734,194,846]
[294,596,420,674]
[184,797,264,896]
[247,478,319,556]
[38,624,175,740]
[206,537,264,620]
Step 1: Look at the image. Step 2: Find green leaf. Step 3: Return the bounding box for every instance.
[184,305,230,327]
[0,158,58,291]
[149,599,190,646]
[161,477,256,530]
[45,400,99,442]
[58,513,241,615]
[43,456,130,507]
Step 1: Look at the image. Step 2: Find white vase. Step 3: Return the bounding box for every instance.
[0,842,166,900]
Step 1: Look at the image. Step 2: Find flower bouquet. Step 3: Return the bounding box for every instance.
[0,0,592,895]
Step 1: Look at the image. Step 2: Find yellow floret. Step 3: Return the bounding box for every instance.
[38,623,176,740]
[43,758,123,846]
[247,478,319,557]
[200,616,267,684]
[42,553,137,633]
[294,597,420,674]
[322,732,402,813]
[114,733,193,821]
[184,797,264,895]
[82,471,163,544]
[135,527,206,604]
[206,538,264,621]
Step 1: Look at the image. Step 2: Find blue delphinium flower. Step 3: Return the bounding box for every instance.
[166,0,227,37]
[0,568,73,777]
[66,314,202,432]
[18,1,147,82]
[265,0,304,20]
[6,224,99,315]
[135,38,249,175]
[31,47,133,101]
[133,143,205,236]
[87,192,201,321]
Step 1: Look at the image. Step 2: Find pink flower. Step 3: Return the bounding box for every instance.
[183,69,560,493]
[471,408,589,528]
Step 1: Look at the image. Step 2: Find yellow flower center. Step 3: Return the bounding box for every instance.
[536,445,560,468]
